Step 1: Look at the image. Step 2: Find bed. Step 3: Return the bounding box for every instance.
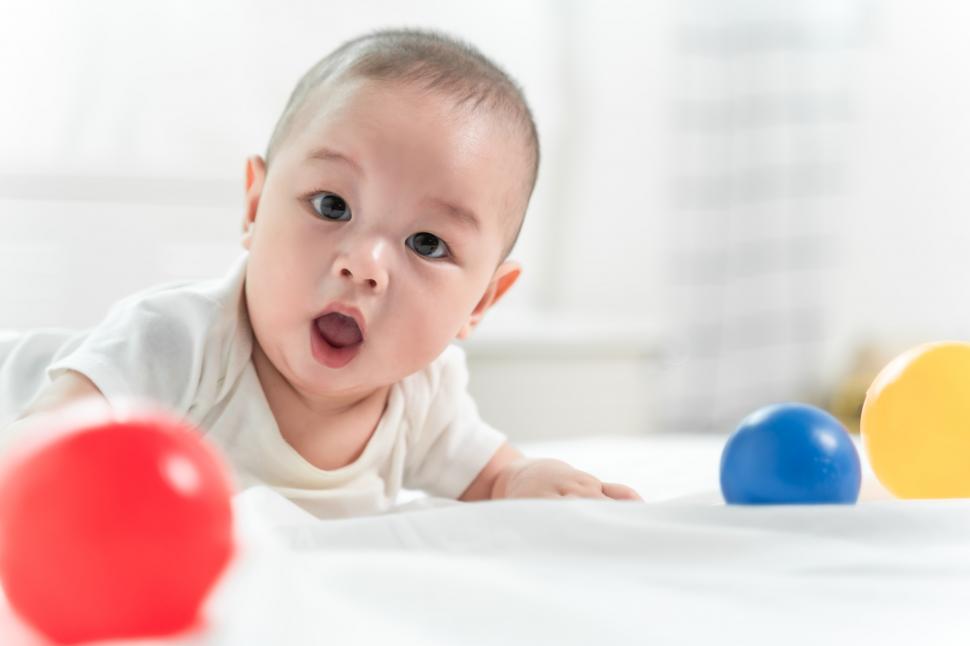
[2,433,969,645]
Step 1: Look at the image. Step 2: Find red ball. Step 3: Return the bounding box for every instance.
[0,402,235,644]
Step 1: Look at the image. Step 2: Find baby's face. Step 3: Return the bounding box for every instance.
[242,78,529,399]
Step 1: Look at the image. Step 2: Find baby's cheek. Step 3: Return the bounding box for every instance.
[396,310,456,364]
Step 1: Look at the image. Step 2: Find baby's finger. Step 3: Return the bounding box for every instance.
[562,487,610,500]
[602,482,642,501]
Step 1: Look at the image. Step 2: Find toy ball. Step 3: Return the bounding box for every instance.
[861,341,970,498]
[0,400,235,644]
[720,402,861,504]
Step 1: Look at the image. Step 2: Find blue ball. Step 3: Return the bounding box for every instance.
[720,403,861,505]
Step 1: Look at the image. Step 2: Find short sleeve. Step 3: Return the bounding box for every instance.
[45,284,217,416]
[402,345,507,499]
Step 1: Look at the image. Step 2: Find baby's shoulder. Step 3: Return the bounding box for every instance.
[103,281,220,343]
[89,265,248,371]
[105,258,247,331]
[115,274,232,316]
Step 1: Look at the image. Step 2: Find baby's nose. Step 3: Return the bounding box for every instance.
[333,238,389,292]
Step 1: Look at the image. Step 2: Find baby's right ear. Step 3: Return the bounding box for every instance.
[241,155,267,250]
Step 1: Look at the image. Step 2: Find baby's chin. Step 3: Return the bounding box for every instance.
[291,365,385,401]
[291,344,399,396]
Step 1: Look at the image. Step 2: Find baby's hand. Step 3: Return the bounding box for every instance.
[494,458,642,501]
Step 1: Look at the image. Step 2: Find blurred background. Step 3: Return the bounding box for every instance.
[1,0,967,441]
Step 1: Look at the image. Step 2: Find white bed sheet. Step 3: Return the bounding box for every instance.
[2,434,968,645]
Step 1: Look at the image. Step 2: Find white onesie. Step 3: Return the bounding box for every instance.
[0,254,506,518]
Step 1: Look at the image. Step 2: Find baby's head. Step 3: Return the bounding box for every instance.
[241,29,539,398]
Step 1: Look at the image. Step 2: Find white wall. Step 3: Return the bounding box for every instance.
[833,1,970,357]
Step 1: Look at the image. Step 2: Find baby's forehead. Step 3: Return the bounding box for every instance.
[288,79,530,180]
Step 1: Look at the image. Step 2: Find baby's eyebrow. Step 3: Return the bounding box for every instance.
[426,197,480,232]
[306,147,362,174]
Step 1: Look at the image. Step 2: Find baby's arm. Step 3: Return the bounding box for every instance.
[459,442,642,502]
[1,371,104,449]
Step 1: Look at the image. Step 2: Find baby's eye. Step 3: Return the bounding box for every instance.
[406,232,450,259]
[310,192,351,221]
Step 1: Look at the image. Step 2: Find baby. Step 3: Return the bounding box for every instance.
[0,29,640,517]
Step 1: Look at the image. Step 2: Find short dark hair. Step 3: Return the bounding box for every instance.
[265,28,539,258]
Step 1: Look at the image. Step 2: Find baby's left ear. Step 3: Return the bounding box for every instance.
[457,261,522,340]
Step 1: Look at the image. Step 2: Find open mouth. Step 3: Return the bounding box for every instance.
[316,312,363,348]
[310,312,364,368]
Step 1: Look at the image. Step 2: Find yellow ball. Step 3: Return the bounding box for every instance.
[860,341,970,498]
